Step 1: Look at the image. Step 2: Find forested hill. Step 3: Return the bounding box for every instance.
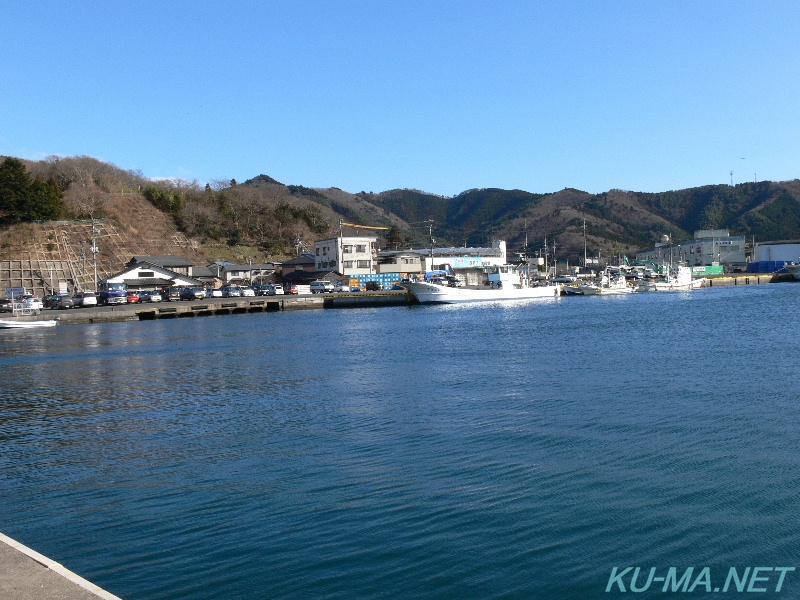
[317,180,800,264]
[2,154,800,267]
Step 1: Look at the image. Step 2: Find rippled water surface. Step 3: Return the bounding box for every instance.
[1,284,799,598]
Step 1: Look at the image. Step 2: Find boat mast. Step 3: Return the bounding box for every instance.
[583,220,587,268]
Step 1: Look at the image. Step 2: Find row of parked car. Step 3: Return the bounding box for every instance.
[4,279,400,313]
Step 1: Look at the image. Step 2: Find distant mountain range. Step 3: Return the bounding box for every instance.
[261,178,800,265]
[3,155,800,268]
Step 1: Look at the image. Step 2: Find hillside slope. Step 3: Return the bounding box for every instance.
[2,155,800,290]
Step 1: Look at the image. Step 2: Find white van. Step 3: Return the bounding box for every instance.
[310,280,334,293]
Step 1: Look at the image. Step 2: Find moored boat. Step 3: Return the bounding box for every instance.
[637,266,697,292]
[785,264,800,281]
[405,264,561,304]
[0,319,58,329]
[578,272,633,295]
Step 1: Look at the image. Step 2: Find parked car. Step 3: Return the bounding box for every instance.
[220,285,242,297]
[179,287,206,300]
[365,281,383,291]
[0,298,12,312]
[310,280,334,293]
[43,294,59,309]
[205,288,223,298]
[160,287,181,301]
[139,290,162,303]
[127,290,140,303]
[73,291,97,308]
[241,287,256,297]
[283,284,298,295]
[333,281,350,292]
[262,284,283,296]
[49,295,75,309]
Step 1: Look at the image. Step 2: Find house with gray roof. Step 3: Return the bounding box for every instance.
[102,261,203,290]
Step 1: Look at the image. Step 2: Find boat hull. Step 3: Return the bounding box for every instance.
[785,265,800,281]
[405,282,561,304]
[0,319,58,329]
[579,284,633,295]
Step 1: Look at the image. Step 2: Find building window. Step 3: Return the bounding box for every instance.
[330,259,336,267]
[356,245,367,253]
[316,248,320,256]
[138,271,155,278]
[342,245,352,253]
[343,261,353,268]
[357,260,369,268]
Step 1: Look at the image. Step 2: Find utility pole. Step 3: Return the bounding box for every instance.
[583,219,587,267]
[91,218,99,291]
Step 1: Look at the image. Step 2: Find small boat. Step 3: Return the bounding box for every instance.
[405,264,561,304]
[0,319,58,329]
[636,266,697,292]
[579,272,633,295]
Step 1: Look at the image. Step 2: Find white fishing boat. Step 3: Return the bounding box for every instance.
[637,266,697,292]
[405,264,561,304]
[0,319,58,329]
[785,264,800,281]
[579,272,633,295]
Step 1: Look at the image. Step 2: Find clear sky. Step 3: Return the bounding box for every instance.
[1,1,798,197]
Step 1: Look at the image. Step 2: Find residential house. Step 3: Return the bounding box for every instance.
[102,261,203,291]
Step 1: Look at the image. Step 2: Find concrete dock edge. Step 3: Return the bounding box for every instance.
[0,532,122,600]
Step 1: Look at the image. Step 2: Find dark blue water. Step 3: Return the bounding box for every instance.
[1,284,799,598]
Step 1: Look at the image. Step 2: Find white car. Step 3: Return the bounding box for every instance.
[73,291,97,308]
[206,288,223,298]
[310,280,335,293]
[22,296,44,311]
[241,287,256,297]
[140,290,162,302]
[266,284,284,296]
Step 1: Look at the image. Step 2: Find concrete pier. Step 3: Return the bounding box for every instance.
[705,272,794,286]
[0,291,414,325]
[0,532,121,600]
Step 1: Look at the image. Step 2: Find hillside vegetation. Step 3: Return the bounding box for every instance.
[2,155,800,269]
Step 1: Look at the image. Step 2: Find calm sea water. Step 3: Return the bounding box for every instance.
[1,283,799,598]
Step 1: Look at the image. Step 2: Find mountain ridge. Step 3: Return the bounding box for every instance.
[2,155,799,271]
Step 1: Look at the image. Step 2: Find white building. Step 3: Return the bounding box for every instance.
[752,241,800,263]
[314,236,377,276]
[636,229,746,268]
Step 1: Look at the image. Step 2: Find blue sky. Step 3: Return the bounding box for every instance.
[1,1,798,196]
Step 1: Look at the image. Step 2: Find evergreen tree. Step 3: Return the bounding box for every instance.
[0,157,64,222]
[27,177,64,220]
[0,157,32,222]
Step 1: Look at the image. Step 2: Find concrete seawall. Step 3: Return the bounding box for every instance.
[0,532,121,600]
[704,272,794,286]
[6,291,414,325]
[2,278,795,326]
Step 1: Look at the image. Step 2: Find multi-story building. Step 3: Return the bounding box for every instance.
[314,236,377,276]
[636,229,746,269]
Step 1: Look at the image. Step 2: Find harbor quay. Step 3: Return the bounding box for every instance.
[2,273,795,326]
[0,532,121,600]
[8,290,414,325]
